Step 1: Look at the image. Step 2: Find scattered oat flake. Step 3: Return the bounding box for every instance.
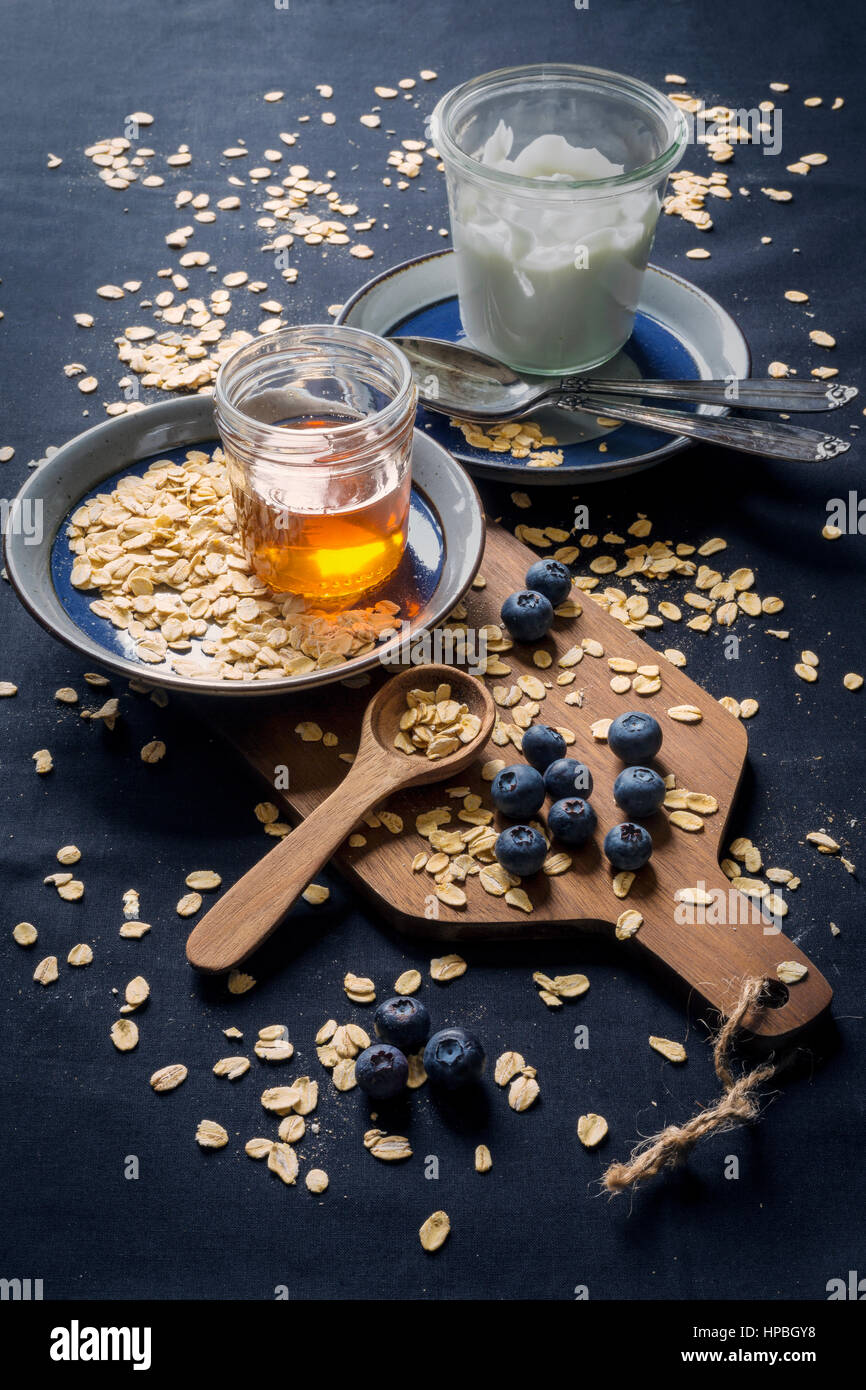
[430,953,467,982]
[419,1211,450,1252]
[843,673,863,691]
[344,972,376,1003]
[32,749,53,774]
[213,1056,251,1081]
[125,975,150,1008]
[577,1113,608,1148]
[306,1168,329,1193]
[649,1036,687,1063]
[332,1058,357,1091]
[119,922,151,939]
[302,883,330,905]
[509,1073,540,1112]
[394,968,421,994]
[228,969,256,995]
[667,704,702,723]
[141,740,166,763]
[111,1018,139,1051]
[34,955,58,984]
[806,831,839,853]
[185,870,221,891]
[365,1129,413,1161]
[57,880,84,902]
[615,909,643,940]
[196,1120,229,1149]
[13,922,37,947]
[776,960,808,984]
[494,1051,525,1086]
[279,1115,305,1143]
[669,809,704,833]
[613,871,635,899]
[67,943,93,967]
[176,892,202,917]
[295,721,323,742]
[475,1144,492,1173]
[150,1064,188,1092]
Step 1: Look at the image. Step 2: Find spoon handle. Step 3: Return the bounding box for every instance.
[557,377,858,412]
[556,394,850,461]
[186,762,388,972]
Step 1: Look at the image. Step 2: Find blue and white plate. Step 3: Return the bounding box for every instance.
[338,250,750,485]
[4,396,485,698]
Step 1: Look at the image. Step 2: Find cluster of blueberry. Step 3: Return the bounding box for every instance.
[355,996,485,1100]
[492,710,666,879]
[500,559,573,642]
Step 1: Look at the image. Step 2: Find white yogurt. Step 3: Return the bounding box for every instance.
[449,121,660,374]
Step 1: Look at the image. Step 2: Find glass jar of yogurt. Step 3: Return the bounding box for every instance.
[430,64,688,375]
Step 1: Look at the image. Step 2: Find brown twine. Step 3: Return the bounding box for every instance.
[602,977,786,1195]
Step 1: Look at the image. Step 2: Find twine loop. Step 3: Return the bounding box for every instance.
[602,977,785,1195]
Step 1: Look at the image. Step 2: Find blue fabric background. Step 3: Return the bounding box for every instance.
[0,0,864,1301]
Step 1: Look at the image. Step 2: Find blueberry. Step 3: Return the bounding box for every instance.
[521,724,566,772]
[603,822,653,871]
[491,763,545,819]
[354,1043,409,1100]
[607,711,663,764]
[495,824,548,877]
[374,996,431,1052]
[548,797,597,847]
[543,757,593,801]
[423,1027,485,1089]
[524,559,572,606]
[613,766,666,819]
[500,589,554,642]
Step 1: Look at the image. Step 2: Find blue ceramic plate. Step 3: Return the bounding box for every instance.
[338,250,750,485]
[5,396,485,697]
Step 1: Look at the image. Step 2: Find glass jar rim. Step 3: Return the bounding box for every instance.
[213,323,415,445]
[429,62,689,197]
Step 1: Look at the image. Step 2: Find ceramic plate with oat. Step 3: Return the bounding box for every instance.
[4,396,485,697]
[338,249,750,484]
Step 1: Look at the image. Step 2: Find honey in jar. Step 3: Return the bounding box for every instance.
[215,327,417,605]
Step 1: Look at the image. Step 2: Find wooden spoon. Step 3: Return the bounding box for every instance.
[186,664,496,972]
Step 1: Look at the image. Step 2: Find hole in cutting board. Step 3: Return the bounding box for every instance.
[757,979,790,1010]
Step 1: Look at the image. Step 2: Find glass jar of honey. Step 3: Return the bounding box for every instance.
[214,325,417,602]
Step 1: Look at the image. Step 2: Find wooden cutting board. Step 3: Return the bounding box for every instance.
[212,523,831,1042]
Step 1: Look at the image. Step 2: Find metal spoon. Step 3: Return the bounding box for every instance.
[393,337,853,463]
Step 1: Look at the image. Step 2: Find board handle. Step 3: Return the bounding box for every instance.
[627,867,832,1042]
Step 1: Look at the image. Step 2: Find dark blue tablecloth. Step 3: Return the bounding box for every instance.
[1,0,864,1303]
